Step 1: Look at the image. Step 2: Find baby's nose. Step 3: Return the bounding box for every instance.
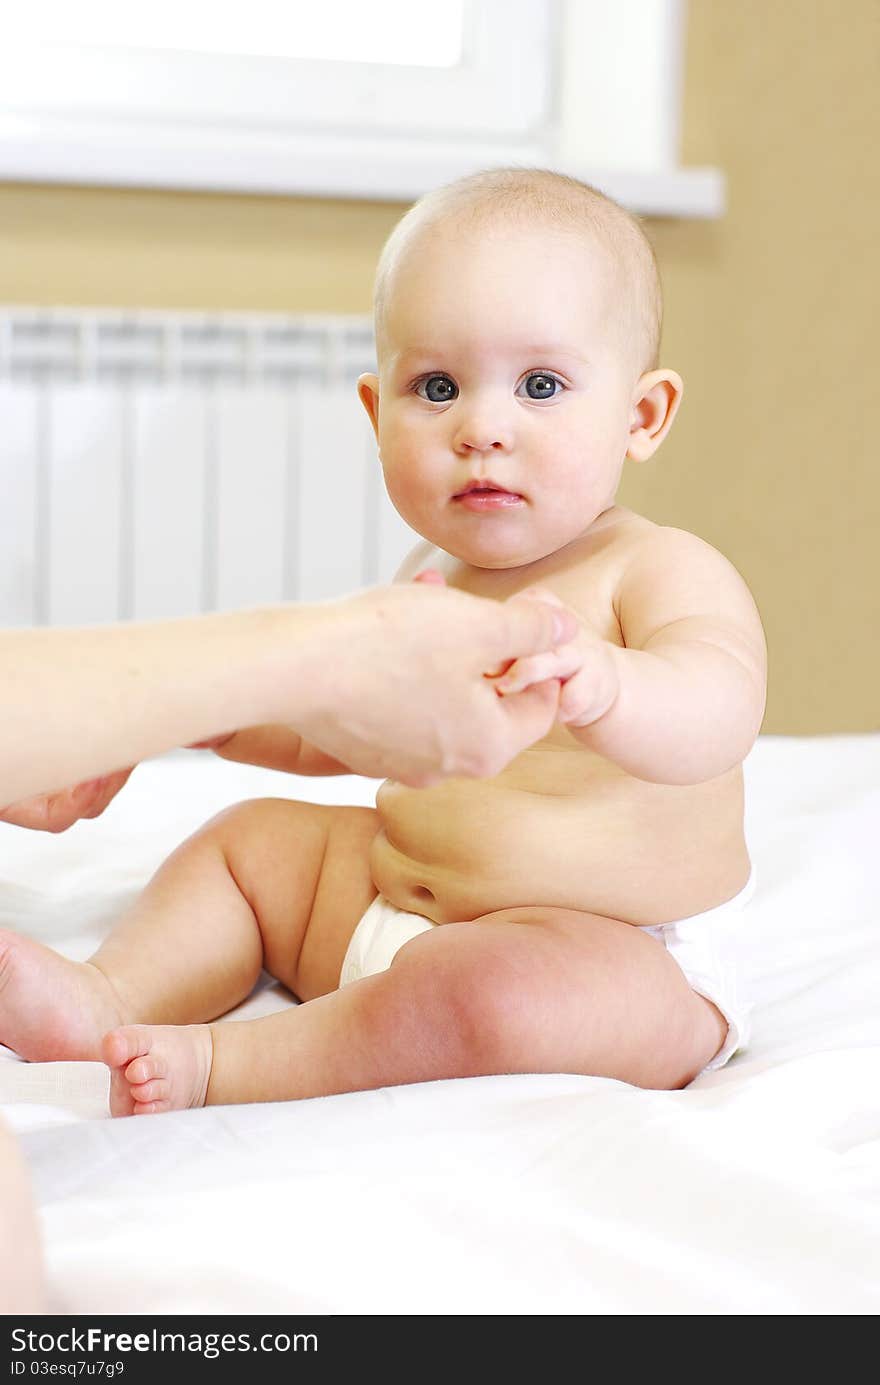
[452,408,513,454]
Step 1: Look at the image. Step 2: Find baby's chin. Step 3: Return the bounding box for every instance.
[396,499,607,572]
[437,532,579,572]
[444,511,610,571]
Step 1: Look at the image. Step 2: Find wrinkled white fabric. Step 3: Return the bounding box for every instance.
[2,736,879,1314]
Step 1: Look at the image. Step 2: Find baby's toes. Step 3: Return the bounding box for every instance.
[103,1025,164,1118]
[108,1066,137,1118]
[102,1023,152,1071]
[127,1074,168,1108]
[132,1098,171,1116]
[124,1052,164,1086]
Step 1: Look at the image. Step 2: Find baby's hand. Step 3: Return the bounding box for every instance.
[491,589,620,728]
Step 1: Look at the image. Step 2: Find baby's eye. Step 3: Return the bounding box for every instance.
[517,372,564,401]
[416,375,458,403]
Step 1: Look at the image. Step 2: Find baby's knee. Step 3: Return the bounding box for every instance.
[199,797,294,836]
[387,930,542,1076]
[193,798,325,864]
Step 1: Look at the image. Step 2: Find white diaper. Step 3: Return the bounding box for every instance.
[640,869,756,1072]
[340,871,756,1075]
[339,895,435,989]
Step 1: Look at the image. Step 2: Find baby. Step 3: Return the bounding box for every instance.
[1,168,766,1109]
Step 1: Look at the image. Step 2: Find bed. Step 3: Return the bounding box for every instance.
[2,733,878,1315]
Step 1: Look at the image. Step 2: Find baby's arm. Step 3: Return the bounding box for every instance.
[498,528,767,785]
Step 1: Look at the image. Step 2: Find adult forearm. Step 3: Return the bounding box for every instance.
[0,606,322,803]
[573,641,765,785]
[0,584,573,808]
[0,1117,46,1312]
[212,724,351,776]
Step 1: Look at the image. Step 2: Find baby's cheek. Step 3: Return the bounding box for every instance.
[383,461,439,532]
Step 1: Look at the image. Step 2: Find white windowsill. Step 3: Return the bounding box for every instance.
[0,118,724,219]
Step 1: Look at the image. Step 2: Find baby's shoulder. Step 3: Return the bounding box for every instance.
[551,509,763,638]
[606,516,765,665]
[611,516,757,607]
[570,507,729,569]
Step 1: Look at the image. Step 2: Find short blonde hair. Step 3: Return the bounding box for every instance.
[373,167,663,373]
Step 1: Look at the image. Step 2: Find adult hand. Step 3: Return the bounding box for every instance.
[0,582,576,815]
[289,582,577,786]
[491,591,621,727]
[0,767,134,834]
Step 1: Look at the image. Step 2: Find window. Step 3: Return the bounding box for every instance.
[0,2,722,216]
[11,1,466,67]
[1,1,552,170]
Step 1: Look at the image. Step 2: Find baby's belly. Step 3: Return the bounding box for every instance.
[370,750,750,928]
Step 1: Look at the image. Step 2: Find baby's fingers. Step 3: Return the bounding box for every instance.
[492,648,579,695]
[556,666,619,728]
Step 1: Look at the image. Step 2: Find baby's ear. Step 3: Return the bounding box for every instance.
[626,369,683,462]
[357,373,381,441]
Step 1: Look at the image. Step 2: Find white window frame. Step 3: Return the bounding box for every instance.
[0,1,723,216]
[1,1,550,141]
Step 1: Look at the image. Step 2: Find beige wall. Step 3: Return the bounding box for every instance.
[1,0,876,732]
[641,0,879,734]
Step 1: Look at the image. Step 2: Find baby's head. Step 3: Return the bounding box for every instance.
[358,168,682,570]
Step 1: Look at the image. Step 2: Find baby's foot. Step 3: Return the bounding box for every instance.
[102,1024,213,1116]
[0,928,126,1062]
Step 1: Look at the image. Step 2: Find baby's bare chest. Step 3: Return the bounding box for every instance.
[432,531,633,648]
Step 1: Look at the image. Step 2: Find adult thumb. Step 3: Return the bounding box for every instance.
[497,678,562,751]
[503,589,577,656]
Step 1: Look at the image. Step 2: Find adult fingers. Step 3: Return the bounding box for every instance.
[497,590,578,661]
[0,792,75,833]
[0,799,52,831]
[187,734,235,750]
[493,678,562,758]
[517,584,568,608]
[79,767,134,820]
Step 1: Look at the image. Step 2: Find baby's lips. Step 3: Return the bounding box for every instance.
[413,569,446,586]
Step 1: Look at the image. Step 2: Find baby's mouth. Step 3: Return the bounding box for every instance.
[452,480,525,508]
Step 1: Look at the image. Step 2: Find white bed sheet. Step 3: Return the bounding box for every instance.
[1,735,879,1315]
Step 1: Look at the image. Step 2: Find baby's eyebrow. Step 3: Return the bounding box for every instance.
[393,349,447,366]
[394,345,590,367]
[519,345,590,364]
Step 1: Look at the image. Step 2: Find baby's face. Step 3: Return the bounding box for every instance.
[361,223,643,570]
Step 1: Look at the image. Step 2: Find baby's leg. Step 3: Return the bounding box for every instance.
[92,798,378,1021]
[0,799,377,1065]
[105,904,726,1115]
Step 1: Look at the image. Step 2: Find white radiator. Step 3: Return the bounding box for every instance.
[0,308,417,626]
